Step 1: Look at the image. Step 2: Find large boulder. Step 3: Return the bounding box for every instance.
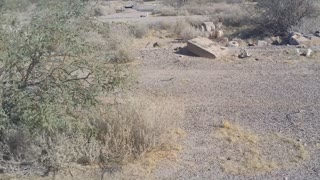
[187,37,228,59]
[289,32,310,45]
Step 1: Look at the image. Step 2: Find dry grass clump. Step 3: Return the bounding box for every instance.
[130,23,150,39]
[0,95,185,178]
[152,5,189,16]
[179,26,207,41]
[215,121,309,175]
[105,23,137,63]
[216,4,250,27]
[291,17,320,34]
[153,2,249,27]
[148,19,208,41]
[148,20,173,31]
[93,5,116,16]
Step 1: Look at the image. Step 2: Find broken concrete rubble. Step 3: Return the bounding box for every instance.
[257,40,268,47]
[289,32,320,46]
[187,37,228,59]
[296,48,313,57]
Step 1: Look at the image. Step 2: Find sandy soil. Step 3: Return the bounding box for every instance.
[134,41,320,180]
[4,2,319,179]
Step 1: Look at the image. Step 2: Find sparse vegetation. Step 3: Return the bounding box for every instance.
[255,0,320,35]
[1,0,320,179]
[0,0,183,177]
[216,121,309,175]
[291,17,320,34]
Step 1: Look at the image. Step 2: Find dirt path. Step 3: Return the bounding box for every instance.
[136,45,320,179]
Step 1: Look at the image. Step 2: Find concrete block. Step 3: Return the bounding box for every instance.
[187,37,227,59]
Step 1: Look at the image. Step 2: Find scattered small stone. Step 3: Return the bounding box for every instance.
[238,49,251,59]
[227,157,231,160]
[270,36,281,45]
[300,48,313,57]
[174,47,182,51]
[228,41,239,47]
[315,31,320,37]
[3,155,11,161]
[124,3,134,8]
[160,77,174,82]
[255,58,259,61]
[306,48,313,57]
[153,42,160,48]
[248,39,255,46]
[284,177,289,180]
[297,45,307,48]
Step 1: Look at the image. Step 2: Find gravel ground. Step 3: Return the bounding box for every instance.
[135,45,320,180]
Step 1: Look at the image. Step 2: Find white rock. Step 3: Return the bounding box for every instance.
[257,40,268,47]
[306,48,312,57]
[228,41,239,47]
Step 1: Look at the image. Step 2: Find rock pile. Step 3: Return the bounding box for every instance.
[289,31,320,47]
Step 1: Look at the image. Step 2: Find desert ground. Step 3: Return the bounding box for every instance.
[105,1,320,179]
[1,0,320,180]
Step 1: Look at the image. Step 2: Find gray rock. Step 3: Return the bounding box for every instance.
[187,37,228,59]
[306,48,313,57]
[289,32,320,46]
[257,40,268,47]
[228,41,239,47]
[289,32,309,45]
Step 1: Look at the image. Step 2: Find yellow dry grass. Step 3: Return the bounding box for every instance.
[215,121,309,175]
[17,95,186,180]
[112,128,187,180]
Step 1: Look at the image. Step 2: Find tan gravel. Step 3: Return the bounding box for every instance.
[134,43,320,180]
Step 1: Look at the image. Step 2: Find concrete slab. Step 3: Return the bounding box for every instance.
[187,37,227,59]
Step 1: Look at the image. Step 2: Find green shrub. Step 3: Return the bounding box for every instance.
[0,0,128,174]
[0,0,183,177]
[255,0,320,35]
